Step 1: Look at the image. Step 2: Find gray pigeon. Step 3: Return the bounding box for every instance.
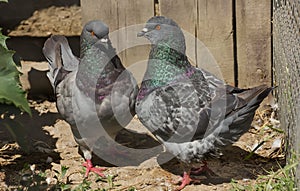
[43,20,138,177]
[136,16,273,190]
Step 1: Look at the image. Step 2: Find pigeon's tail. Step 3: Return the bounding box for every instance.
[237,85,274,113]
[42,35,79,89]
[223,85,274,142]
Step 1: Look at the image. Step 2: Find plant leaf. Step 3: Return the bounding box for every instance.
[0,28,9,48]
[60,165,69,179]
[0,30,31,115]
[0,69,31,114]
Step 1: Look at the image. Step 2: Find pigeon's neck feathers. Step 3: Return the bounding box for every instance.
[138,44,193,100]
[76,38,121,101]
[149,43,192,78]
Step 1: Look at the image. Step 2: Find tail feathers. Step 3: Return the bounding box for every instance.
[222,85,274,142]
[42,35,79,88]
[240,85,274,114]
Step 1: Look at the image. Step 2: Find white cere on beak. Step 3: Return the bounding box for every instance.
[100,38,108,43]
[142,28,148,32]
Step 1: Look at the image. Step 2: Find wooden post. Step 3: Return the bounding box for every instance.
[197,0,234,85]
[236,0,272,88]
[159,0,198,67]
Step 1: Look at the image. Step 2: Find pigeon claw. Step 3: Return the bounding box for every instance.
[83,159,106,178]
[176,171,193,190]
[175,170,203,190]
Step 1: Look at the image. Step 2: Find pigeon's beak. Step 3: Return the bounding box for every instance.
[98,36,109,49]
[137,27,148,37]
[100,38,108,43]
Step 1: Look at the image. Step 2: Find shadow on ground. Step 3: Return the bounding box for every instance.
[158,145,285,186]
[0,104,62,188]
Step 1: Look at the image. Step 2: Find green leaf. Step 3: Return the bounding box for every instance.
[0,45,20,77]
[0,30,31,115]
[60,165,69,179]
[0,0,8,2]
[0,28,9,48]
[0,70,31,114]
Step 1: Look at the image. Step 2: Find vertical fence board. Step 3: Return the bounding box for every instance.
[197,0,234,85]
[159,0,197,35]
[80,0,153,71]
[159,0,198,66]
[236,0,272,88]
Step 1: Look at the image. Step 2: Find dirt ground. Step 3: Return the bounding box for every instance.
[0,5,285,191]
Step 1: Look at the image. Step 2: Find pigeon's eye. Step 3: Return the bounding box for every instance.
[155,25,161,30]
[90,31,95,36]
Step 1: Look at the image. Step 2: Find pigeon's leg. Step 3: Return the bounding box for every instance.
[176,171,192,190]
[190,161,215,176]
[81,148,106,178]
[82,159,106,178]
[176,171,201,190]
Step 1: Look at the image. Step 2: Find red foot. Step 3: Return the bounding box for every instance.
[176,171,192,190]
[82,159,106,178]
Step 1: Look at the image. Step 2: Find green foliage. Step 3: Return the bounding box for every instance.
[53,165,72,190]
[96,174,121,189]
[230,158,298,191]
[73,179,92,191]
[0,28,31,115]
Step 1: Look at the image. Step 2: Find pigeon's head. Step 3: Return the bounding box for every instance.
[138,16,185,50]
[81,20,110,46]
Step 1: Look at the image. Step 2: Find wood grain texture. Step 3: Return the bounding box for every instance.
[159,0,198,66]
[197,0,234,85]
[236,0,272,88]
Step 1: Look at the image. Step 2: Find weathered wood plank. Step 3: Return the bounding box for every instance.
[236,0,272,88]
[80,0,154,74]
[159,0,197,35]
[197,0,234,85]
[159,0,198,66]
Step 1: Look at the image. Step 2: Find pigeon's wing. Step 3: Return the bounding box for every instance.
[43,35,79,89]
[153,82,273,163]
[136,80,207,143]
[43,35,79,125]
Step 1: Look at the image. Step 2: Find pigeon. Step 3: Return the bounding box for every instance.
[43,20,138,178]
[136,16,273,190]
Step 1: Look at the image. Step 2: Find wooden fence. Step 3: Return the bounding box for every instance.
[81,0,272,88]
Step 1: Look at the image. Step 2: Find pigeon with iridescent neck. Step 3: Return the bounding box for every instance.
[43,20,138,178]
[136,16,273,190]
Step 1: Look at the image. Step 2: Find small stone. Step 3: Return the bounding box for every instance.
[30,164,36,172]
[271,138,282,149]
